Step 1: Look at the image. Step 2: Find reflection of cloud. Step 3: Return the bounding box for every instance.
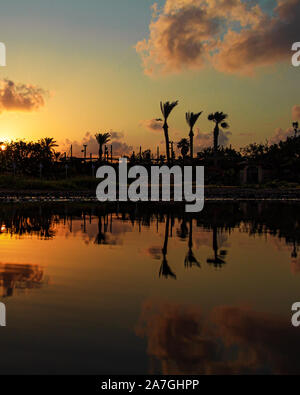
[136,0,299,76]
[143,246,162,260]
[0,79,47,113]
[136,300,300,375]
[0,262,45,297]
[291,258,300,275]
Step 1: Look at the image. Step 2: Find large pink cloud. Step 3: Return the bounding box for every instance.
[269,127,294,145]
[136,0,299,76]
[268,105,300,144]
[292,105,300,121]
[194,129,232,150]
[0,79,47,113]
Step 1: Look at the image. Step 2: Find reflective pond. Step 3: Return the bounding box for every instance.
[0,201,299,374]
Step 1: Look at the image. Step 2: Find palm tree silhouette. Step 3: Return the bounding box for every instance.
[95,133,111,162]
[177,138,189,161]
[186,112,202,160]
[159,214,176,279]
[40,137,58,159]
[208,112,229,154]
[184,219,200,269]
[160,101,178,164]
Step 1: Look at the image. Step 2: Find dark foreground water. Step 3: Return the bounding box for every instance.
[0,201,300,375]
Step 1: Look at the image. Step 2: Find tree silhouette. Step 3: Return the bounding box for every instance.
[207,226,227,268]
[184,219,200,269]
[293,122,299,137]
[40,137,58,160]
[159,214,176,279]
[186,112,202,159]
[160,101,178,164]
[208,112,229,155]
[94,215,107,245]
[177,138,189,161]
[95,133,111,162]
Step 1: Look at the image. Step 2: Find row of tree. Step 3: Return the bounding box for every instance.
[0,100,299,182]
[159,100,229,163]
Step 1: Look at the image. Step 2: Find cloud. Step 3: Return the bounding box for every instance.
[238,132,255,138]
[59,131,133,157]
[268,104,300,144]
[292,105,300,121]
[269,127,294,144]
[140,118,163,132]
[194,129,232,150]
[136,0,300,76]
[0,79,47,113]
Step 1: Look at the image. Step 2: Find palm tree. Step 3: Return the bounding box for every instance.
[186,112,202,159]
[160,101,178,164]
[207,112,229,154]
[177,138,189,161]
[40,137,58,159]
[95,133,111,161]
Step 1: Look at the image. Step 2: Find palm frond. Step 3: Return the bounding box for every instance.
[160,101,178,120]
[186,111,202,128]
[208,112,228,124]
[221,122,229,129]
[184,251,200,268]
[95,132,111,145]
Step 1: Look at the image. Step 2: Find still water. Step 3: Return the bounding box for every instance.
[0,201,299,375]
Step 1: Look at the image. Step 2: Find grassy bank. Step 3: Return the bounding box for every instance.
[0,175,300,199]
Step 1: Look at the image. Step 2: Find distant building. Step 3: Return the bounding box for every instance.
[239,161,271,185]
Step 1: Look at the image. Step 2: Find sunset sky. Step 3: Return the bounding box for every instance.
[0,0,299,155]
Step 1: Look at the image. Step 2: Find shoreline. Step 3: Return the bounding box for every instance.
[0,187,300,202]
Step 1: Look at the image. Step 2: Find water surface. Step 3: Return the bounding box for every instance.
[0,202,299,374]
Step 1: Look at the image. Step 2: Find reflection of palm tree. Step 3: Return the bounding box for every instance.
[94,215,107,245]
[160,101,178,164]
[95,133,111,162]
[291,240,298,258]
[177,217,188,240]
[186,112,202,160]
[159,214,176,279]
[207,226,227,268]
[185,219,200,269]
